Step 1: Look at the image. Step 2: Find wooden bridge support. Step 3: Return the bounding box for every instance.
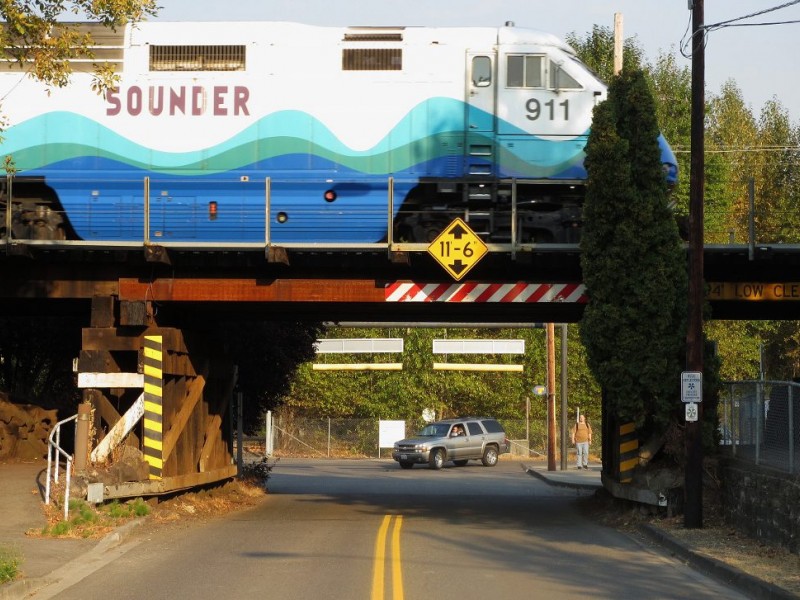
[77,296,237,499]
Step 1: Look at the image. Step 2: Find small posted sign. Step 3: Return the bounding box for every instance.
[681,371,702,403]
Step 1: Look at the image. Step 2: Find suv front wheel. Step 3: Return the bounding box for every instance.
[481,445,499,467]
[429,448,446,470]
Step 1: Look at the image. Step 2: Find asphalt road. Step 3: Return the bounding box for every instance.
[48,459,748,600]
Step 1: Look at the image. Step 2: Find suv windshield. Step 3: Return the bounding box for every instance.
[418,423,451,437]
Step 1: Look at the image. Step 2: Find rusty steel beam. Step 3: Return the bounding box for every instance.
[0,278,118,299]
[119,278,386,303]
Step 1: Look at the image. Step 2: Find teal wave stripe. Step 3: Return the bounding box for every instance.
[2,98,588,176]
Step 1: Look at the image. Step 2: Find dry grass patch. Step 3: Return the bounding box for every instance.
[33,497,150,539]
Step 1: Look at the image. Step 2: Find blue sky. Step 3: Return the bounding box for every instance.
[154,1,800,124]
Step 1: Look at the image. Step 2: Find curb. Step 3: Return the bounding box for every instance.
[521,463,602,491]
[1,518,144,600]
[639,524,797,600]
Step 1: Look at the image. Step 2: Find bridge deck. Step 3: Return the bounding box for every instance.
[3,242,800,320]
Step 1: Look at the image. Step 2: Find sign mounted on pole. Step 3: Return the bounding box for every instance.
[681,371,702,403]
[427,218,488,281]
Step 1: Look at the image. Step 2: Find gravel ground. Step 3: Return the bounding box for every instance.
[580,488,800,597]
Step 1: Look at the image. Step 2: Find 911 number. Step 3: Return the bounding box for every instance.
[525,98,569,121]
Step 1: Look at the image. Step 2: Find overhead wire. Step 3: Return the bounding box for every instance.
[672,146,800,155]
[704,0,800,31]
[680,0,800,58]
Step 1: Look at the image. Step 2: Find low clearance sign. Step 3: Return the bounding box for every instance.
[708,282,800,301]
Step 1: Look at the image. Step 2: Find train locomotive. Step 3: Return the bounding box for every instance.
[0,21,677,250]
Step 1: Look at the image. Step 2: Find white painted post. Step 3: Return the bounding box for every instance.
[265,410,273,457]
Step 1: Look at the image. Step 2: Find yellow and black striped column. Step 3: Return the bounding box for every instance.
[143,335,164,480]
[619,422,638,483]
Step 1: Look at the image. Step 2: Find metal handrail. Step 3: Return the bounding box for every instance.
[45,413,78,520]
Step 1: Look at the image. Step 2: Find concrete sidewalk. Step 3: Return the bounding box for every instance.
[0,460,97,599]
[521,460,604,490]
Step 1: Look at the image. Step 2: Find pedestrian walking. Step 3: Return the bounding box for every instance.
[571,414,592,469]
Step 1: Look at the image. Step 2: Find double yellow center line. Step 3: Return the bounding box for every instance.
[371,514,404,600]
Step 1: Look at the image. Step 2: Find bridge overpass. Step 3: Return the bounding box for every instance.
[4,240,800,499]
[3,241,800,322]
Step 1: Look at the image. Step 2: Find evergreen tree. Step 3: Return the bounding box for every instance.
[580,68,687,437]
[566,26,646,83]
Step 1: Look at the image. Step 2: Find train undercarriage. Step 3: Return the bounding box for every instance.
[394,179,584,245]
[1,177,585,246]
[0,179,68,241]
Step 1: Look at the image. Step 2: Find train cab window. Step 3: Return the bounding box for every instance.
[506,54,544,88]
[550,63,582,90]
[472,56,492,87]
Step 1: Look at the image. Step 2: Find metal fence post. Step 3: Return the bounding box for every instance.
[789,386,795,474]
[328,417,331,458]
[755,382,762,465]
[730,385,737,457]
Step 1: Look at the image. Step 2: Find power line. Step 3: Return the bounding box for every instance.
[673,146,800,154]
[672,146,800,154]
[704,0,800,31]
[681,1,800,57]
[714,19,800,28]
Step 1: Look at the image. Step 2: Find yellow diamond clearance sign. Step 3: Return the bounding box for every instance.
[427,218,488,280]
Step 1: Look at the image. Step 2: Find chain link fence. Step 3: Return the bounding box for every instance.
[719,380,799,474]
[264,412,598,460]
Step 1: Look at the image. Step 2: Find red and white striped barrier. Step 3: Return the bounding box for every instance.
[384,282,587,303]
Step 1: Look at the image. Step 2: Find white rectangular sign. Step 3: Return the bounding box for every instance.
[681,371,702,403]
[685,402,699,422]
[379,420,406,448]
[78,372,144,389]
[432,339,525,354]
[315,338,404,354]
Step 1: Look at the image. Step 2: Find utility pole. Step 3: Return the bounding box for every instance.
[560,324,568,471]
[547,322,556,471]
[613,13,623,75]
[686,0,705,529]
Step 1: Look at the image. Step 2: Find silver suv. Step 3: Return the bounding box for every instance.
[392,418,510,470]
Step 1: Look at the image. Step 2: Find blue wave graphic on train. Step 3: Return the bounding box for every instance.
[4,98,594,242]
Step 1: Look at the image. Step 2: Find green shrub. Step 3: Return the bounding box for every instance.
[0,546,21,584]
